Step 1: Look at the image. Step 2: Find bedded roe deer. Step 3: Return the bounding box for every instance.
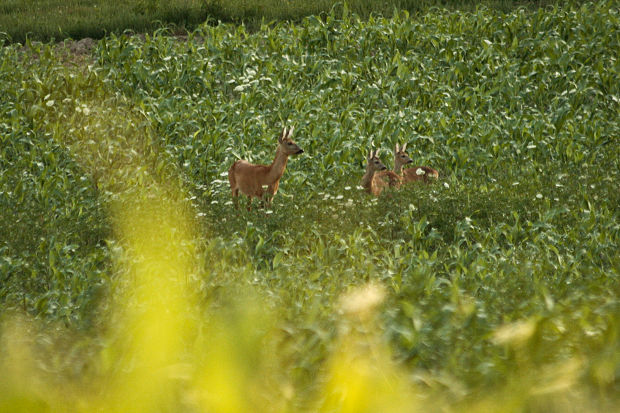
[376,161,403,189]
[360,149,389,196]
[228,126,303,209]
[393,142,438,183]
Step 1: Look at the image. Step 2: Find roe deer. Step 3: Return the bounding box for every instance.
[393,142,438,183]
[376,158,403,189]
[228,126,304,209]
[360,149,389,196]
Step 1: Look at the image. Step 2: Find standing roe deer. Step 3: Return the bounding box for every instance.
[393,142,438,183]
[360,149,389,196]
[228,126,304,209]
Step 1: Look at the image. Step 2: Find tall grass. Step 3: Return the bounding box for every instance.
[0,0,207,43]
[0,0,592,43]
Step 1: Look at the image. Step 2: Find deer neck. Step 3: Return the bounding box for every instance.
[394,156,404,175]
[360,168,376,191]
[266,146,290,183]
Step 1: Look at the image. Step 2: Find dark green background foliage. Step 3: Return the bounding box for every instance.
[0,0,618,409]
[0,0,593,43]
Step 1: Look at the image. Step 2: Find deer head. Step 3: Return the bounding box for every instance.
[277,127,304,156]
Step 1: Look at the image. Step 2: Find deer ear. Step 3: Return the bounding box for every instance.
[286,126,294,139]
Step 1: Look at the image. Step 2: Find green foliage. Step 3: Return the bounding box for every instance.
[1,1,619,411]
[0,0,593,43]
[0,0,208,44]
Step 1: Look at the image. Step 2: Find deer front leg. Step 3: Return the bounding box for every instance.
[263,194,274,209]
[232,188,240,209]
[265,183,279,207]
[251,187,265,210]
[256,185,273,209]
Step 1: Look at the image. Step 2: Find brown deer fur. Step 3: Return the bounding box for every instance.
[393,142,438,183]
[228,127,303,209]
[360,149,389,196]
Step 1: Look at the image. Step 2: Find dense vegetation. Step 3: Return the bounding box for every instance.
[1,1,618,412]
[0,0,207,43]
[0,0,591,43]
